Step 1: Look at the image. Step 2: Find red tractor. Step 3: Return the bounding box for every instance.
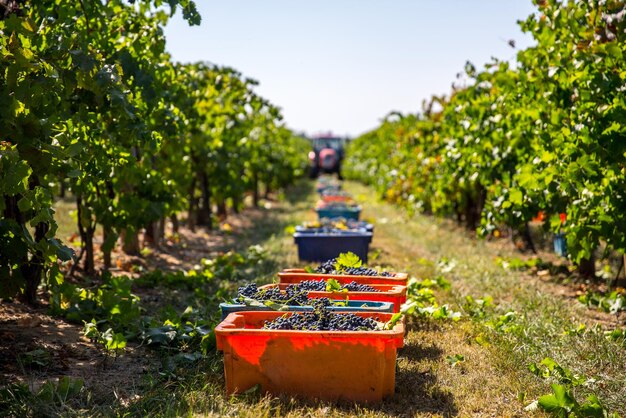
[308,136,345,179]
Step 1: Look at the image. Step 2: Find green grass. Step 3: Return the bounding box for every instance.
[347,181,626,415]
[3,179,625,417]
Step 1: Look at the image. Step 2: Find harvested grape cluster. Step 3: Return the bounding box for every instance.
[312,297,332,306]
[236,283,308,306]
[296,279,379,292]
[302,218,371,233]
[342,281,379,292]
[263,300,380,331]
[315,259,394,277]
[295,280,327,291]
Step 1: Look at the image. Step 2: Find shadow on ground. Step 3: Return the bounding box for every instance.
[377,339,457,417]
[229,180,316,252]
[222,337,457,418]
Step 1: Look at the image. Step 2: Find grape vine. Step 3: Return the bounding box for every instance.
[0,1,309,303]
[345,0,626,276]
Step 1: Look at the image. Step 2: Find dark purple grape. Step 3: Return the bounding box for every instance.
[263,303,380,331]
[236,283,309,306]
[296,280,327,291]
[313,258,394,277]
[341,281,378,292]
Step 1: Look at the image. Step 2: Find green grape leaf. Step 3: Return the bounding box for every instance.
[335,252,362,270]
[105,333,127,351]
[384,312,403,330]
[325,278,345,292]
[538,384,577,413]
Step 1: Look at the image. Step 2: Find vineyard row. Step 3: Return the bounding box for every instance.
[0,1,309,303]
[345,0,626,276]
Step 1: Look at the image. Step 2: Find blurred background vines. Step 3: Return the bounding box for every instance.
[0,0,309,304]
[345,0,626,280]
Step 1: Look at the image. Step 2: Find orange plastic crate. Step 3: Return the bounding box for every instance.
[278,269,409,286]
[215,311,405,403]
[258,283,407,312]
[321,195,353,203]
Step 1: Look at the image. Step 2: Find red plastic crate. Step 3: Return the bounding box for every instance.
[278,269,409,286]
[258,283,407,312]
[320,195,353,203]
[215,310,405,403]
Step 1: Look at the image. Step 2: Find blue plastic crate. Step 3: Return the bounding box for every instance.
[296,219,374,233]
[294,230,373,262]
[294,226,371,235]
[316,206,361,220]
[317,185,342,194]
[316,183,342,194]
[219,300,394,320]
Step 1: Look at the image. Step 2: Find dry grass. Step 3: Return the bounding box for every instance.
[346,181,626,416]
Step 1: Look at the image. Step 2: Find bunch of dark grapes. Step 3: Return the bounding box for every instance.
[295,280,327,291]
[263,301,380,331]
[236,283,309,306]
[344,267,394,277]
[236,282,261,299]
[284,284,309,306]
[341,281,379,292]
[315,297,332,306]
[314,258,394,277]
[315,259,338,274]
[295,279,379,292]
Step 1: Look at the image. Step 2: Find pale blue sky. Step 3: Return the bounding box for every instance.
[164,1,536,137]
